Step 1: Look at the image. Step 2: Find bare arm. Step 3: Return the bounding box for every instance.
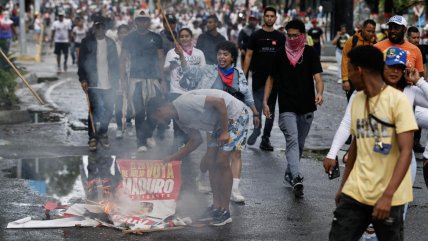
[372,131,414,220]
[205,96,229,145]
[157,48,166,93]
[242,49,253,76]
[263,75,273,118]
[314,73,324,105]
[165,129,203,162]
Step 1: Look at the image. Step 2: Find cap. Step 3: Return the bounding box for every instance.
[58,9,65,16]
[249,14,258,20]
[164,13,177,24]
[311,18,318,24]
[385,47,407,67]
[134,9,150,20]
[387,15,407,27]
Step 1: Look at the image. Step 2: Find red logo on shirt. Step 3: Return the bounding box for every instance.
[272,40,277,45]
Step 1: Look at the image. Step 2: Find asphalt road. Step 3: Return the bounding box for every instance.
[0,53,427,241]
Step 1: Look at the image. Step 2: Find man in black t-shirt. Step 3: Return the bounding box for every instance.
[307,18,324,57]
[243,6,285,151]
[263,20,324,198]
[196,15,226,65]
[120,9,166,152]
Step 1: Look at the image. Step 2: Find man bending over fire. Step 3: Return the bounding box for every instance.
[147,89,249,226]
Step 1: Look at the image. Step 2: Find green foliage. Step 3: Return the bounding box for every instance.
[0,57,17,110]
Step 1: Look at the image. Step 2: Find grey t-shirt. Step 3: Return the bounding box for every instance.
[172,89,245,133]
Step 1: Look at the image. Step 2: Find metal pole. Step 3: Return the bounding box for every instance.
[19,0,27,55]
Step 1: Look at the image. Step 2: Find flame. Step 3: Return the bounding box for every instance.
[101,201,115,214]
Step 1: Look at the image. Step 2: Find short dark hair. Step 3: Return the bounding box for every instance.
[348,45,384,74]
[147,96,169,119]
[216,41,239,64]
[179,28,193,37]
[207,14,219,23]
[117,24,130,32]
[362,19,376,28]
[407,26,420,36]
[264,6,277,16]
[285,19,306,33]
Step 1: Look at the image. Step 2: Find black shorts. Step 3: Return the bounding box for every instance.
[54,42,69,55]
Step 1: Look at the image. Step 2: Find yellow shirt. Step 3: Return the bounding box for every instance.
[343,86,417,206]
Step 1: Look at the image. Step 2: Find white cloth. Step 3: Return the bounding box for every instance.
[96,39,110,89]
[51,20,71,43]
[72,26,87,44]
[164,47,206,94]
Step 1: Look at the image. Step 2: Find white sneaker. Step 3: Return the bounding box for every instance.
[137,145,148,152]
[147,137,157,148]
[127,128,134,136]
[230,188,245,203]
[196,174,211,193]
[115,129,123,139]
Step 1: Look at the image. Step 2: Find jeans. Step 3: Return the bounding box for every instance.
[87,88,114,140]
[278,112,313,178]
[329,194,404,241]
[132,81,157,146]
[253,87,277,139]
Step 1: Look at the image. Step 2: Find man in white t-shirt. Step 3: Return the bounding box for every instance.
[50,10,72,73]
[78,20,120,152]
[147,89,249,226]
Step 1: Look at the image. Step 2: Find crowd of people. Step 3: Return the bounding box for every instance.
[2,0,428,239]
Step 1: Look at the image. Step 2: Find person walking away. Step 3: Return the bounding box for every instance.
[331,24,349,83]
[263,19,324,198]
[329,45,417,241]
[78,20,120,152]
[50,9,72,73]
[243,6,285,151]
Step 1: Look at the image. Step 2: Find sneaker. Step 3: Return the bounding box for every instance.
[147,137,157,148]
[260,137,274,151]
[99,134,110,148]
[210,209,232,226]
[137,145,148,152]
[198,206,217,222]
[291,176,304,198]
[247,129,260,145]
[413,143,425,153]
[283,173,292,186]
[115,129,123,139]
[230,188,245,203]
[127,127,134,136]
[196,174,211,193]
[88,138,97,152]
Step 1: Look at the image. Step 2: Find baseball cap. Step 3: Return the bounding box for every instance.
[385,47,407,67]
[134,9,150,20]
[387,15,408,27]
[165,13,177,24]
[249,14,258,20]
[58,9,65,16]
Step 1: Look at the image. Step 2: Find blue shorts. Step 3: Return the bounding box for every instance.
[207,108,249,151]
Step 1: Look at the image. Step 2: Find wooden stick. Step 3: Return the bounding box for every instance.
[121,92,127,132]
[158,3,177,44]
[123,226,184,234]
[84,91,96,135]
[0,48,45,105]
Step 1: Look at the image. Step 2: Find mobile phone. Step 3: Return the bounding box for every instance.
[328,157,340,180]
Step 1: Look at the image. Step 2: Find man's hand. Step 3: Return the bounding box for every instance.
[342,81,351,91]
[263,103,272,119]
[372,194,393,220]
[253,116,260,128]
[81,81,89,93]
[163,155,174,164]
[218,131,230,146]
[323,157,336,174]
[315,93,323,105]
